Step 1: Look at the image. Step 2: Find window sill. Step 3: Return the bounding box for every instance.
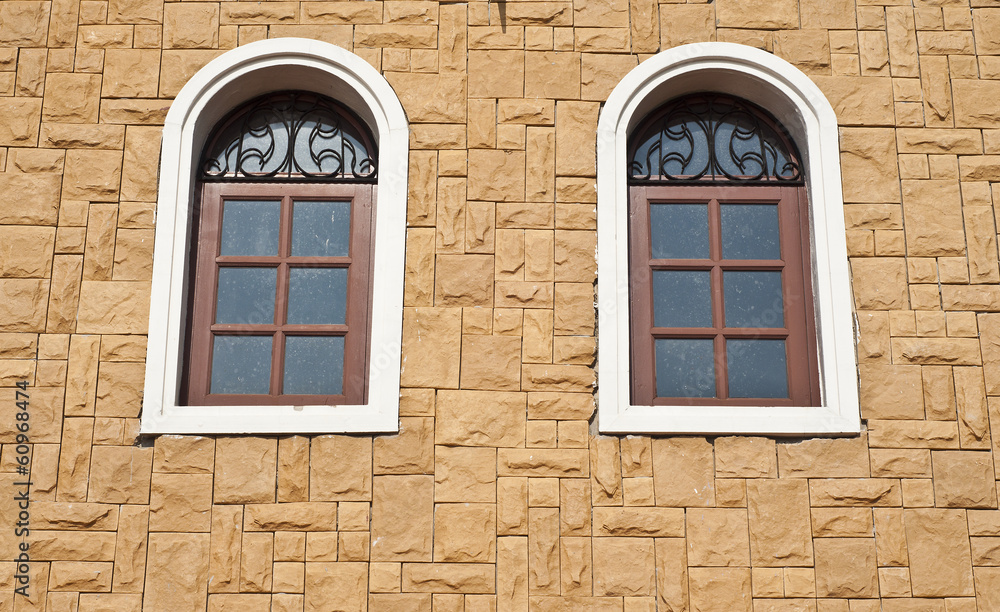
[139,402,399,435]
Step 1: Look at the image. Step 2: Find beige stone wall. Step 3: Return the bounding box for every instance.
[2,0,1000,609]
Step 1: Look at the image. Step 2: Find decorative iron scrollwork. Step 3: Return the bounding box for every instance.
[200,91,378,182]
[629,94,803,184]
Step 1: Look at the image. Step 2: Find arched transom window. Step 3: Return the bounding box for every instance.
[183,90,379,407]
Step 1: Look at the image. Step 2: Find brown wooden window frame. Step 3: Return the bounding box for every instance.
[628,183,821,407]
[182,182,375,406]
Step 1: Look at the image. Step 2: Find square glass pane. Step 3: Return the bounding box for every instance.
[283,336,345,395]
[721,203,780,260]
[723,271,784,328]
[292,200,352,257]
[287,268,348,325]
[652,270,712,328]
[655,338,716,398]
[650,204,709,259]
[727,339,789,399]
[210,336,272,395]
[215,267,276,324]
[220,200,280,256]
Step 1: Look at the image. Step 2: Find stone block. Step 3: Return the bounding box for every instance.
[468,149,526,202]
[0,1,51,46]
[102,49,159,98]
[812,77,894,126]
[525,51,580,100]
[88,445,152,504]
[809,478,901,507]
[870,448,931,478]
[163,2,219,48]
[498,448,589,477]
[591,537,655,597]
[153,435,214,474]
[434,503,496,562]
[401,563,495,593]
[592,507,684,537]
[932,451,997,508]
[400,308,462,388]
[208,506,242,592]
[435,446,496,502]
[905,509,975,597]
[32,502,118,530]
[144,533,210,611]
[371,475,433,562]
[555,101,599,177]
[747,479,813,567]
[895,330,984,362]
[715,437,776,478]
[42,73,101,123]
[435,255,493,306]
[212,438,277,504]
[309,435,371,501]
[373,416,434,475]
[521,363,594,392]
[813,538,878,597]
[48,560,112,592]
[686,508,751,566]
[436,390,526,447]
[149,472,213,532]
[304,562,367,612]
[113,504,149,592]
[0,97,42,146]
[244,503,340,532]
[0,226,54,278]
[688,567,752,612]
[0,172,61,225]
[858,364,924,419]
[777,434,871,478]
[652,437,714,507]
[811,508,874,538]
[954,79,1000,128]
[386,72,466,124]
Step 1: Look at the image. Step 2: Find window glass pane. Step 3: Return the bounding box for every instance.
[727,339,789,398]
[655,338,716,398]
[292,200,351,257]
[211,336,272,394]
[720,204,780,260]
[650,204,709,259]
[216,267,276,324]
[724,271,784,328]
[653,270,712,327]
[287,268,348,325]
[220,200,280,256]
[283,336,345,395]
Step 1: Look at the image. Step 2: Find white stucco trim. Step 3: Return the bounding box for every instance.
[596,42,860,435]
[141,39,408,434]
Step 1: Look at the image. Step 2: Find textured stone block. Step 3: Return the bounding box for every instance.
[435,446,497,503]
[932,451,997,508]
[652,437,715,507]
[371,475,433,562]
[0,173,61,225]
[373,417,434,475]
[436,390,526,447]
[905,509,974,597]
[434,503,496,562]
[747,479,813,567]
[687,508,751,566]
[401,563,495,593]
[149,472,213,532]
[144,533,211,611]
[309,435,372,501]
[688,567,752,612]
[400,308,462,388]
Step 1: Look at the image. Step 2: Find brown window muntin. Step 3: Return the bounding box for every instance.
[183,182,374,406]
[628,183,820,407]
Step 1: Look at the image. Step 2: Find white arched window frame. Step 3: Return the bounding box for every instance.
[141,39,408,434]
[597,42,860,435]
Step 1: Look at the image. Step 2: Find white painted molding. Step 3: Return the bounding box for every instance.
[141,39,408,434]
[596,42,860,435]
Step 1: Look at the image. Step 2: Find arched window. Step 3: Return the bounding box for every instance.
[596,43,859,435]
[183,92,378,407]
[141,39,407,434]
[627,94,819,407]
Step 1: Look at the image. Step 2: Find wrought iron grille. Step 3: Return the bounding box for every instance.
[629,94,803,184]
[199,91,378,182]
